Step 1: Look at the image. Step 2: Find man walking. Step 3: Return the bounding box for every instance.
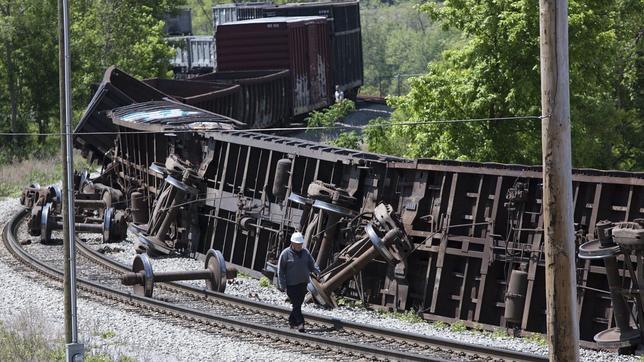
[277,231,320,332]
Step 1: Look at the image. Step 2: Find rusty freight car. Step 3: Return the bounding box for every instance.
[212,1,364,99]
[72,90,644,346]
[215,16,332,116]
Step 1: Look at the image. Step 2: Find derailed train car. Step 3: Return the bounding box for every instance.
[73,85,644,346]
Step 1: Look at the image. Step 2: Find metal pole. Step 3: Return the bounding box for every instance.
[60,0,83,360]
[539,0,579,360]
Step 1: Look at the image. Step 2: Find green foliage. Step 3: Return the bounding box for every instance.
[432,320,448,329]
[330,131,362,150]
[186,0,215,35]
[363,117,407,156]
[71,1,178,105]
[390,310,424,324]
[360,1,462,96]
[259,276,271,288]
[236,271,250,279]
[0,0,182,163]
[369,0,643,170]
[492,328,508,339]
[336,296,365,309]
[0,322,63,361]
[525,333,547,347]
[449,320,467,332]
[306,100,356,128]
[100,330,117,339]
[0,151,95,197]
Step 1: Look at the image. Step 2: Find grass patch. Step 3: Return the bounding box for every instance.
[0,151,94,197]
[0,309,64,361]
[336,297,366,309]
[236,271,250,279]
[0,308,135,362]
[492,328,508,338]
[100,330,117,339]
[259,276,271,288]
[387,310,424,324]
[0,322,64,361]
[525,332,547,347]
[432,320,448,329]
[449,320,467,332]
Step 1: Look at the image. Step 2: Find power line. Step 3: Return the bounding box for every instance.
[0,114,543,137]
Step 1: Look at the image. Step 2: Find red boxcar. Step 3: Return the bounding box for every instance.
[215,16,332,116]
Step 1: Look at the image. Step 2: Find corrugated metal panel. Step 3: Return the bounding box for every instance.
[143,78,243,126]
[74,67,169,162]
[212,4,264,27]
[262,1,363,95]
[192,69,292,128]
[167,36,213,71]
[216,16,331,115]
[166,37,190,69]
[189,36,214,69]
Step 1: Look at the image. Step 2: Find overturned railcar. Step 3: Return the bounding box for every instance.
[74,96,644,344]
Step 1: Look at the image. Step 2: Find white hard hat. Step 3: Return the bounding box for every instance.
[290,232,304,244]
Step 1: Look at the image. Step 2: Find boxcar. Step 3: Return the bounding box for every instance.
[215,16,332,116]
[212,1,363,98]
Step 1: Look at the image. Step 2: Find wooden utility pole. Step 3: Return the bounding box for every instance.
[539,0,579,360]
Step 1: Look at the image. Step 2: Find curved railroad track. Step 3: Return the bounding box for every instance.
[4,208,547,362]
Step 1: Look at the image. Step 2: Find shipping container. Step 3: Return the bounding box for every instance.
[164,8,192,36]
[211,2,363,98]
[263,1,363,99]
[216,17,332,115]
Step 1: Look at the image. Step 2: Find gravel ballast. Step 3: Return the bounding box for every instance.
[0,197,636,361]
[0,198,325,361]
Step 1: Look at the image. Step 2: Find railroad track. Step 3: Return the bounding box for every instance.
[4,208,547,361]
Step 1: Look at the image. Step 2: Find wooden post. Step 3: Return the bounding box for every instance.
[539,0,579,360]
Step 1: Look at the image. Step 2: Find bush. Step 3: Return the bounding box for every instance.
[330,131,362,150]
[0,151,95,198]
[0,309,63,361]
[449,320,467,332]
[259,276,271,288]
[391,310,424,324]
[305,100,356,128]
[432,320,448,329]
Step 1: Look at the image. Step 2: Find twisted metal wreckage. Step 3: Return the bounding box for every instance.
[19,67,643,352]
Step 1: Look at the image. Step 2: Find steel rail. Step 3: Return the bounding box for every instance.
[74,224,547,362]
[2,209,437,361]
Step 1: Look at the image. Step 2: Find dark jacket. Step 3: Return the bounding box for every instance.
[277,247,320,289]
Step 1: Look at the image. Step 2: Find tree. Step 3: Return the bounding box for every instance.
[0,0,182,163]
[360,1,461,96]
[369,0,643,170]
[71,0,178,106]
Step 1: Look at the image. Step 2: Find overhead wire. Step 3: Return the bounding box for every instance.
[0,114,545,137]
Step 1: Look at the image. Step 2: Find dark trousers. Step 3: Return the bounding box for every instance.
[286,282,307,327]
